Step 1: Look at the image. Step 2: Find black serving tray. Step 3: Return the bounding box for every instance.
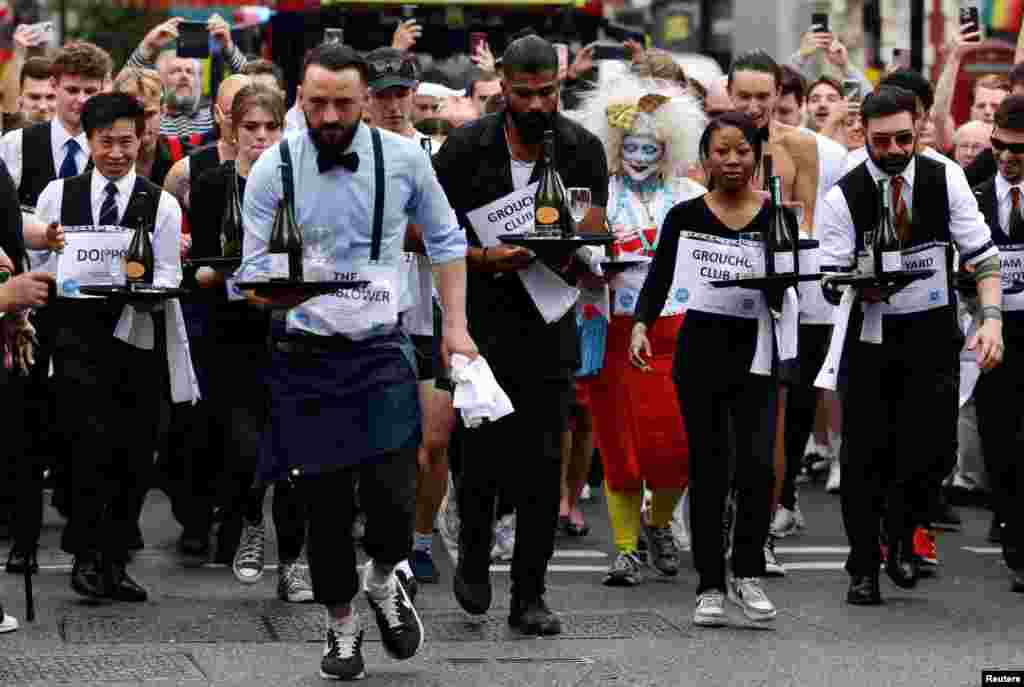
[710,273,822,290]
[824,269,936,289]
[184,256,242,270]
[77,284,191,301]
[233,280,370,295]
[499,233,615,260]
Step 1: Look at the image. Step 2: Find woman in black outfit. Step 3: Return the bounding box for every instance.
[189,84,312,603]
[631,112,778,627]
[0,158,54,634]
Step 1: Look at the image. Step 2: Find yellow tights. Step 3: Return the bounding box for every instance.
[604,485,684,554]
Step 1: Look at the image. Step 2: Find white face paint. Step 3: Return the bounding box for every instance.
[622,134,665,181]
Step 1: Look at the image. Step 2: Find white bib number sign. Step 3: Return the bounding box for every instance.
[671,230,765,319]
[289,262,400,341]
[999,244,1024,312]
[56,226,132,297]
[885,242,949,315]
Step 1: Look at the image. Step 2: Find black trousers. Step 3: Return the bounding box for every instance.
[674,314,776,594]
[306,443,418,606]
[973,344,1024,570]
[58,318,165,563]
[841,321,959,576]
[457,375,572,601]
[780,325,832,510]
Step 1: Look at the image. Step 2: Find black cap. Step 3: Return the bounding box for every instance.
[365,48,418,91]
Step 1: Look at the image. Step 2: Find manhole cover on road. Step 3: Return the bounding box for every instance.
[0,652,205,685]
[60,612,273,644]
[270,609,682,643]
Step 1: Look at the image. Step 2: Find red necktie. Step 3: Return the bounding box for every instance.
[1010,187,1022,237]
[890,176,911,242]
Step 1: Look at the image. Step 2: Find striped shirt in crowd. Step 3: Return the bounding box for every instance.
[124,43,248,138]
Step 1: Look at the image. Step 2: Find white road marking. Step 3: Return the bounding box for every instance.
[774,546,850,555]
[962,546,1001,554]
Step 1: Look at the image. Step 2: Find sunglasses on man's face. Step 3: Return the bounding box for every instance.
[869,131,915,149]
[991,137,1024,155]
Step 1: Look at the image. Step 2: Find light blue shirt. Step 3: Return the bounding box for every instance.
[240,123,466,337]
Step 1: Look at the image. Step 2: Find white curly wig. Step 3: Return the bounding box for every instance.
[566,73,707,179]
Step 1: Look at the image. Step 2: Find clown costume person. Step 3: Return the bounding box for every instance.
[569,78,706,586]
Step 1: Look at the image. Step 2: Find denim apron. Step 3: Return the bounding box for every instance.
[256,128,421,482]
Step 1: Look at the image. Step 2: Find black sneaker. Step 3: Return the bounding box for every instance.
[319,625,366,681]
[363,563,424,660]
[509,595,562,636]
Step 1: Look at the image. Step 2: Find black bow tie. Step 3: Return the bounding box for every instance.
[317,150,359,174]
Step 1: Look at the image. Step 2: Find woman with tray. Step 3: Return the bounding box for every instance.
[569,76,705,587]
[631,112,782,627]
[190,84,313,603]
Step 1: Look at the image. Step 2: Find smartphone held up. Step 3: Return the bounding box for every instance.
[960,0,982,42]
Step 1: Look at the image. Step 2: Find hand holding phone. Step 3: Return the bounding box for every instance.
[592,43,630,62]
[842,79,862,103]
[470,32,489,57]
[892,48,910,70]
[811,12,829,33]
[960,2,981,42]
[324,27,344,44]
[177,21,210,59]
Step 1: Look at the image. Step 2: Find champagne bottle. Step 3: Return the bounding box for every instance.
[767,175,796,275]
[268,199,303,281]
[533,129,573,238]
[221,162,243,258]
[874,178,903,276]
[125,217,154,288]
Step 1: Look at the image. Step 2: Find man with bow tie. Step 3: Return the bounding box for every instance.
[969,94,1024,594]
[237,42,476,682]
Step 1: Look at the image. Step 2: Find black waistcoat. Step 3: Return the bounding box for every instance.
[18,121,57,208]
[837,156,959,343]
[973,178,1024,339]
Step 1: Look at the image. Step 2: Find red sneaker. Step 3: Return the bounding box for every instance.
[913,528,938,567]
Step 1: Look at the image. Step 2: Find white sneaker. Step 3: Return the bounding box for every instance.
[763,537,786,577]
[728,577,777,621]
[490,513,516,561]
[671,493,691,552]
[579,484,592,501]
[693,591,726,627]
[769,507,799,538]
[277,562,314,603]
[0,612,19,634]
[826,458,841,494]
[233,519,266,584]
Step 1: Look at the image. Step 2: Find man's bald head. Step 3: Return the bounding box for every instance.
[953,119,993,168]
[705,76,732,119]
[215,74,252,139]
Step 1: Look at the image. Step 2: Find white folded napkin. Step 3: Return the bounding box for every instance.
[517,262,580,324]
[750,305,773,376]
[774,286,800,361]
[814,287,856,391]
[958,308,981,408]
[860,301,884,343]
[450,353,515,428]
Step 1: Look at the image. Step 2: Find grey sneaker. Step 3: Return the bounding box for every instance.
[728,577,776,621]
[232,519,266,584]
[602,551,644,587]
[763,537,787,577]
[278,562,314,603]
[643,521,680,576]
[490,513,516,562]
[693,591,726,627]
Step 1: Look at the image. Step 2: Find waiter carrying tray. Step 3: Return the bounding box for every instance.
[236,43,476,682]
[817,86,1003,606]
[34,92,198,603]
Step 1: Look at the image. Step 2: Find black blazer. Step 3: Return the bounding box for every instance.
[433,111,609,379]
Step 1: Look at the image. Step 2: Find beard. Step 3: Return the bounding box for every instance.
[507,108,553,144]
[305,109,359,154]
[867,143,913,176]
[165,90,198,113]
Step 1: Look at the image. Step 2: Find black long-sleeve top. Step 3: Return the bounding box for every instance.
[0,158,25,274]
[189,161,267,344]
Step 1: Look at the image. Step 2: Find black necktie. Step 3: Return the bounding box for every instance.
[758,126,771,143]
[99,181,119,226]
[317,150,359,174]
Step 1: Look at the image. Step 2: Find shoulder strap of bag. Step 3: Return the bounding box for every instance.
[371,127,384,262]
[279,138,295,212]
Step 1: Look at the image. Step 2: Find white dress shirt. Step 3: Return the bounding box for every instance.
[34,167,199,404]
[994,173,1024,237]
[820,156,998,271]
[0,116,90,192]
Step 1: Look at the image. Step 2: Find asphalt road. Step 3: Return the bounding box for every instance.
[0,475,1021,687]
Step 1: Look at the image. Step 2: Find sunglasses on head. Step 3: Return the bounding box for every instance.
[991,137,1024,154]
[369,58,413,77]
[870,131,915,148]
